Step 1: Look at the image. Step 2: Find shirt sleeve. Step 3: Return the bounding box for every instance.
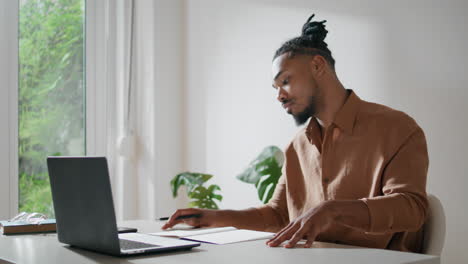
[360,126,429,234]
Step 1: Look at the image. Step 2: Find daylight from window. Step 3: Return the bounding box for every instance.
[18,0,85,217]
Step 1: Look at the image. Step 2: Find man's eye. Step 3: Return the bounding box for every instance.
[282,78,289,85]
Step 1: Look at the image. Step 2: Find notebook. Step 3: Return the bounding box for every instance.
[0,219,56,235]
[151,227,274,245]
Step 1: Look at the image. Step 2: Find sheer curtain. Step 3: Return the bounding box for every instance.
[104,0,158,220]
[92,0,185,221]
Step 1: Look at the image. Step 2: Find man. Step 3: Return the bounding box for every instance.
[163,14,429,253]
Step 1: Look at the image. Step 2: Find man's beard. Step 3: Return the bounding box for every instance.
[292,96,317,126]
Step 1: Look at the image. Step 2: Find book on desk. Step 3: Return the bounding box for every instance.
[0,219,56,235]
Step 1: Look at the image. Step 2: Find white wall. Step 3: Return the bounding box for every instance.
[183,0,468,263]
[151,0,188,217]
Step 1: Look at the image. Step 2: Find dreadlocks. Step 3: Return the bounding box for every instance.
[273,14,335,69]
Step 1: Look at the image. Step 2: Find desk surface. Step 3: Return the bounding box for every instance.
[0,220,440,264]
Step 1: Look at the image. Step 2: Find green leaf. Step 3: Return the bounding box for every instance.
[187,185,222,209]
[236,146,284,184]
[170,172,213,197]
[207,185,223,201]
[255,163,281,203]
[236,146,283,204]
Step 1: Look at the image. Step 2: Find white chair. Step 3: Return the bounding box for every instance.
[421,194,446,255]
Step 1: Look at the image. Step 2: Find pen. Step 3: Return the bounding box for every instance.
[158,214,202,221]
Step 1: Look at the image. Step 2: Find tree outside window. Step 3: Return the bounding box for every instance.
[18,0,85,217]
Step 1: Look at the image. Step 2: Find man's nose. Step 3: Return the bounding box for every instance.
[276,87,287,103]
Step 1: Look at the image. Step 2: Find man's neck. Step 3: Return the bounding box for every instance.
[315,85,349,128]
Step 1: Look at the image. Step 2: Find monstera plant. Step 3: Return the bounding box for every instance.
[170,172,222,209]
[237,146,284,204]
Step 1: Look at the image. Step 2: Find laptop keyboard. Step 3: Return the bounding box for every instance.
[119,239,160,250]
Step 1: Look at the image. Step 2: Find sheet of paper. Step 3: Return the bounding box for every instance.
[183,229,274,245]
[151,226,236,238]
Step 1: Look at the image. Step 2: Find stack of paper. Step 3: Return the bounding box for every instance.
[151,227,274,245]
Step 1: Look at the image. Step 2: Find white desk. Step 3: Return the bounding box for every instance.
[0,220,440,264]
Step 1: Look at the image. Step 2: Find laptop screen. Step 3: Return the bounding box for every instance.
[47,157,121,255]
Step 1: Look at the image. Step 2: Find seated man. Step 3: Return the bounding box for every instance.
[163,14,428,253]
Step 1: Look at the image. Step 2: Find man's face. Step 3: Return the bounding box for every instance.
[271,54,321,126]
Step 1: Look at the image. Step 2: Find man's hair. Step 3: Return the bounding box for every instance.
[273,14,335,69]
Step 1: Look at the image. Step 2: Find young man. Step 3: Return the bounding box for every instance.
[163,15,429,253]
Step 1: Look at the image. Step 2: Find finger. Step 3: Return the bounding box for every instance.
[266,223,291,244]
[303,232,317,248]
[304,238,314,248]
[162,208,199,229]
[267,224,299,247]
[268,226,297,247]
[266,222,293,244]
[284,229,306,248]
[162,210,183,229]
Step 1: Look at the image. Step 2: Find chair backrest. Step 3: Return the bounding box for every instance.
[421,194,446,255]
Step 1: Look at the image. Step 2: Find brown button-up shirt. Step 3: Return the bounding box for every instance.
[257,90,429,252]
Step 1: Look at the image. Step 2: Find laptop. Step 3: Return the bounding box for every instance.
[47,156,200,256]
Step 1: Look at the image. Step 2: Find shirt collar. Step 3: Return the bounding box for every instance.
[331,89,361,135]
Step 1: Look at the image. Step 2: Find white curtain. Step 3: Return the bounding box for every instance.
[104,0,158,221]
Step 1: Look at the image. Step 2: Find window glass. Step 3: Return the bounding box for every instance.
[18,0,86,217]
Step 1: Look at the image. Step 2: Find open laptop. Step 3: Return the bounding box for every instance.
[47,156,200,256]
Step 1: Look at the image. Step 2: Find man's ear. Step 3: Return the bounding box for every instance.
[310,55,327,77]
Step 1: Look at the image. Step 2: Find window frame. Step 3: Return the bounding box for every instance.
[86,0,111,156]
[0,0,19,219]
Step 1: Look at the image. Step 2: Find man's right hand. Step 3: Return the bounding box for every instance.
[161,208,219,230]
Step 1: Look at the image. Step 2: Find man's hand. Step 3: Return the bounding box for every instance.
[266,200,370,248]
[162,208,218,229]
[161,207,280,231]
[266,201,334,248]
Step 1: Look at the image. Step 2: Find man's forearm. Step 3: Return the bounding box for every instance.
[213,208,270,231]
[214,201,370,232]
[162,206,285,230]
[326,200,370,232]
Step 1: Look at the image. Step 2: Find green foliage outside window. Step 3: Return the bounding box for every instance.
[18,0,85,217]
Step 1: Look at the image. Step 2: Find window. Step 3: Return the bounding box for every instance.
[17,0,86,216]
[1,0,109,218]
